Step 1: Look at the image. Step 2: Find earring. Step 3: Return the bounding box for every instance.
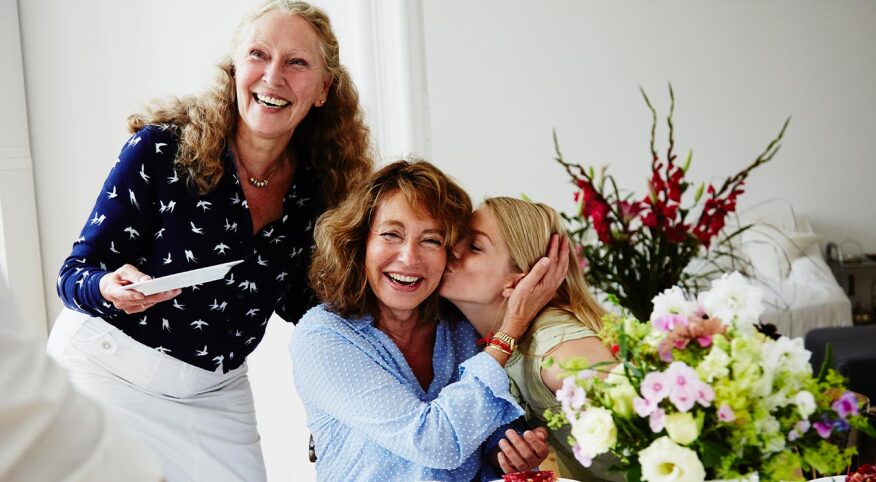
[502,288,512,298]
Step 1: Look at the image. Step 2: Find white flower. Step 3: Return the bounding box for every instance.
[664,412,700,445]
[794,391,816,418]
[761,336,811,376]
[570,407,617,460]
[651,286,698,321]
[638,436,706,482]
[698,272,763,335]
[696,346,731,383]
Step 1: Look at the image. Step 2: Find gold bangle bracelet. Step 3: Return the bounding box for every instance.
[485,343,512,357]
[493,332,517,352]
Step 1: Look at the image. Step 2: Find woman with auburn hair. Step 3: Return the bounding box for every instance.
[441,197,621,482]
[291,160,569,481]
[48,1,371,480]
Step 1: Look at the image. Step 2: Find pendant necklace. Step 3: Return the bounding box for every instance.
[247,162,282,188]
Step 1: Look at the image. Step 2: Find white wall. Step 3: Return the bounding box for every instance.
[422,0,876,253]
[0,0,46,335]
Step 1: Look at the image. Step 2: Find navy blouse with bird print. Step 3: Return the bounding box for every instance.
[58,124,322,372]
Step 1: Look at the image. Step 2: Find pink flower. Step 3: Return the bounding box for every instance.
[665,362,700,412]
[788,420,810,441]
[832,391,860,420]
[717,403,735,422]
[634,396,658,417]
[556,377,587,410]
[653,314,689,332]
[694,382,715,406]
[649,408,666,433]
[573,444,593,467]
[641,372,671,402]
[814,421,833,439]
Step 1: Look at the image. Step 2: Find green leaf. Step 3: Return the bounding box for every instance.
[683,149,693,172]
[624,463,643,482]
[699,439,732,468]
[520,192,532,202]
[817,343,834,381]
[694,182,705,203]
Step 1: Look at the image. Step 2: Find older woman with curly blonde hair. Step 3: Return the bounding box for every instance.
[48,1,372,480]
[291,160,569,481]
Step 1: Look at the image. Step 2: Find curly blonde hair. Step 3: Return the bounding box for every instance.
[483,197,606,335]
[127,0,372,206]
[310,160,472,321]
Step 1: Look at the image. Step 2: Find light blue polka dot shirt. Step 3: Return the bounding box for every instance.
[290,305,524,482]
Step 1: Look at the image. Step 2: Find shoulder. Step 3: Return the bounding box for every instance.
[524,308,598,354]
[116,124,180,168]
[294,305,369,342]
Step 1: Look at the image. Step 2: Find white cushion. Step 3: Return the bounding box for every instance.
[742,223,822,281]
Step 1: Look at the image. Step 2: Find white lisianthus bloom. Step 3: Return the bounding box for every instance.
[698,272,763,335]
[571,407,617,460]
[651,286,697,321]
[761,336,812,376]
[664,412,700,445]
[794,391,817,418]
[638,436,706,482]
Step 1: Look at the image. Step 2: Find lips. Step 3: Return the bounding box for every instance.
[253,92,290,108]
[385,272,424,289]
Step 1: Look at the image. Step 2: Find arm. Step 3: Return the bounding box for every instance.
[289,316,524,469]
[57,127,178,316]
[541,337,617,392]
[1,280,162,481]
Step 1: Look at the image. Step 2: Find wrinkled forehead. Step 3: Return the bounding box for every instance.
[233,10,327,61]
[371,190,443,231]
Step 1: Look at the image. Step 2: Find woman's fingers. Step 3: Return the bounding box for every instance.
[98,264,180,314]
[498,429,548,473]
[497,438,527,473]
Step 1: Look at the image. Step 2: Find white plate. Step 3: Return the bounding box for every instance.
[124,260,243,295]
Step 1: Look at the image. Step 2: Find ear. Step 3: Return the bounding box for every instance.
[501,272,526,298]
[317,74,334,105]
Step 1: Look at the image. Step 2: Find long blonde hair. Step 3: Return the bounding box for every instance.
[483,197,605,335]
[127,0,372,205]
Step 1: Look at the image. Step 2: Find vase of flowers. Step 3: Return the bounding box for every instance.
[546,272,875,482]
[554,85,789,322]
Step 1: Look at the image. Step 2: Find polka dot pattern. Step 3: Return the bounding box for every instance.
[289,305,524,481]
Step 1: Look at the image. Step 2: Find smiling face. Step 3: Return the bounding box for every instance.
[233,10,332,144]
[365,191,448,322]
[440,205,520,309]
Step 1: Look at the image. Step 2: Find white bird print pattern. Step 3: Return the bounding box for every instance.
[58,126,321,373]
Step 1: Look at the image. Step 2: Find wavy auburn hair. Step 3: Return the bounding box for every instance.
[483,197,606,335]
[310,160,472,321]
[127,0,372,206]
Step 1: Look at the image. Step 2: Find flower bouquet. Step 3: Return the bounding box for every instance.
[545,272,875,482]
[554,85,789,322]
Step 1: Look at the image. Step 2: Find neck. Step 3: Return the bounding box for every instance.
[232,128,293,178]
[375,308,428,349]
[452,300,506,339]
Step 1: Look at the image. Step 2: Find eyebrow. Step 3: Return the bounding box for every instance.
[377,220,445,236]
[471,229,493,244]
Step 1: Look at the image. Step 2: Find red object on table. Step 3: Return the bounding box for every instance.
[848,464,876,482]
[502,470,557,482]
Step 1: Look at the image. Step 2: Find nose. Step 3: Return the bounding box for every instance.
[450,242,464,261]
[262,59,283,86]
[398,239,421,266]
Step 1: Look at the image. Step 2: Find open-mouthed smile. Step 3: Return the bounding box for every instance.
[253,92,290,109]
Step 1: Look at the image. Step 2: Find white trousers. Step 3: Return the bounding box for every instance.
[47,309,267,482]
